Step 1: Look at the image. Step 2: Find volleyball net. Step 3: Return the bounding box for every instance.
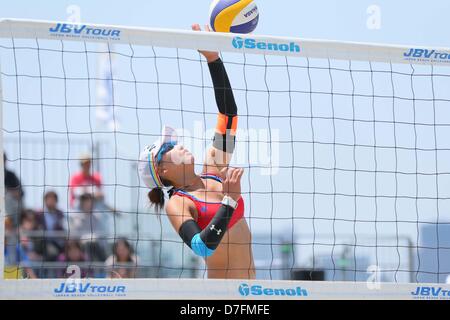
[1,19,450,299]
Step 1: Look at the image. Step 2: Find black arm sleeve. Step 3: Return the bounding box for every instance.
[208,58,237,116]
[208,58,238,153]
[199,204,234,250]
[178,219,202,248]
[178,204,235,255]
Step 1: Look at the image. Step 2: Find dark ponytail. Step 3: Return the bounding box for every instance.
[147,178,174,212]
[148,187,165,212]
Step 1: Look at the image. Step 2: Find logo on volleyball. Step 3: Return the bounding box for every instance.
[232,37,300,53]
[49,23,121,40]
[244,6,258,18]
[238,283,308,297]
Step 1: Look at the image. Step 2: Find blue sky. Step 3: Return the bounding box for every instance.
[2,1,450,281]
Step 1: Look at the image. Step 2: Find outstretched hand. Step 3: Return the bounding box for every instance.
[219,167,244,202]
[191,23,220,63]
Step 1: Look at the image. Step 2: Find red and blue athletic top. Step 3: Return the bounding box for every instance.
[172,173,244,230]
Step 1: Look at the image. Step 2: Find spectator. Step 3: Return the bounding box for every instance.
[36,191,66,232]
[105,238,139,278]
[19,210,43,264]
[4,153,24,228]
[57,240,90,278]
[4,212,37,279]
[4,240,38,279]
[5,216,13,234]
[68,153,103,209]
[68,193,108,262]
[68,193,99,236]
[35,191,66,275]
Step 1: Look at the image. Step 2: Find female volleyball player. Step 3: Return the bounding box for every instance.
[138,24,255,279]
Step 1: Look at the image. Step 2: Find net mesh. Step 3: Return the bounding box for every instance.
[2,36,450,283]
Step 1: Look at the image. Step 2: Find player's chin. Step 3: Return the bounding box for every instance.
[183,153,194,165]
[175,154,193,166]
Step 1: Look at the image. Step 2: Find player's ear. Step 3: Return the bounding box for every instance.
[160,166,169,176]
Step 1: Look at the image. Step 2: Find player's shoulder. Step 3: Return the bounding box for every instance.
[166,194,197,222]
[167,193,195,213]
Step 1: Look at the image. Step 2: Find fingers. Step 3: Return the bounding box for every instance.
[230,168,240,182]
[234,168,244,182]
[219,167,244,184]
[223,167,234,183]
[219,166,228,180]
[236,168,244,181]
[224,167,244,182]
[192,24,212,32]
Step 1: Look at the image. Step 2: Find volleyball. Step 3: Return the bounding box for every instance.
[209,0,259,33]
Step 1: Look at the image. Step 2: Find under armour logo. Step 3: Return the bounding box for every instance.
[210,225,222,236]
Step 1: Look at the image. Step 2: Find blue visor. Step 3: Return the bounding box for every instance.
[156,141,177,164]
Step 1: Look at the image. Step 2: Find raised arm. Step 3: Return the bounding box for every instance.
[208,57,238,153]
[192,24,238,174]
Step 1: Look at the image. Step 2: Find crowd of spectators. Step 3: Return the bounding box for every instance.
[4,152,139,279]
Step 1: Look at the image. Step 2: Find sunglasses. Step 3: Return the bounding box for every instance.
[156,141,177,164]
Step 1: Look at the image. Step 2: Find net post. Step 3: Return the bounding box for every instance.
[0,57,5,280]
[407,237,415,283]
